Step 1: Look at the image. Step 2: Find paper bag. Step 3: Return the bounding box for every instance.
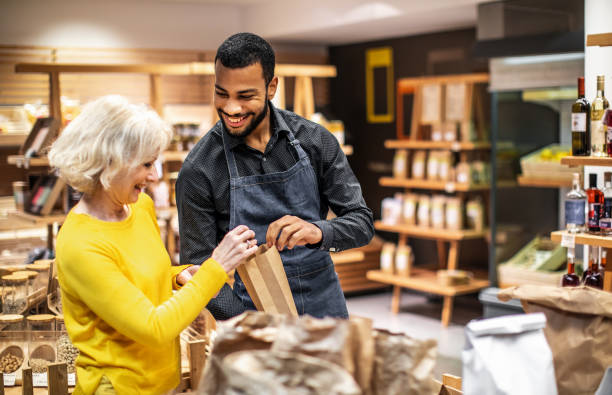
[498,285,612,395]
[462,313,557,395]
[222,350,362,395]
[236,245,298,316]
[199,355,282,395]
[370,329,438,395]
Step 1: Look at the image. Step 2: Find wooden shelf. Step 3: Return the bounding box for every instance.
[374,220,485,241]
[366,268,489,297]
[587,33,612,47]
[0,134,27,147]
[15,62,337,78]
[330,250,365,265]
[551,230,612,249]
[379,177,489,192]
[9,210,66,225]
[517,175,572,188]
[384,140,490,151]
[561,156,612,167]
[7,155,49,168]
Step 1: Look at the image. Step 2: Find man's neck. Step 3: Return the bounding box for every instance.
[245,112,272,153]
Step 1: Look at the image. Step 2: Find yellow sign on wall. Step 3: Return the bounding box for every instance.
[365,47,394,123]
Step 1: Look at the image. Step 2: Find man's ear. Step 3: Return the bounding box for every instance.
[267,76,278,100]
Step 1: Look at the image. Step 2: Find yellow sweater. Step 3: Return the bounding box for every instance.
[56,193,227,394]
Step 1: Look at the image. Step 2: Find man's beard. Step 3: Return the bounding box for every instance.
[219,95,268,138]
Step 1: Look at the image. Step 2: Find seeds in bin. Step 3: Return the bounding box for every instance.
[29,358,51,373]
[0,353,23,373]
[57,334,79,373]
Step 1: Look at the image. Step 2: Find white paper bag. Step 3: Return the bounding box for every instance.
[462,313,557,395]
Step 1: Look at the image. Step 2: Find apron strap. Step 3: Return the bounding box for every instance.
[286,129,309,161]
[221,129,240,180]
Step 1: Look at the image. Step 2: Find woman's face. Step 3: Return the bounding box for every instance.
[109,158,159,205]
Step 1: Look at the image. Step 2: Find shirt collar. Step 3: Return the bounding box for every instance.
[224,102,290,150]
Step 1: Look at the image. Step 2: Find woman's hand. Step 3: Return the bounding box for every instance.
[212,225,258,273]
[176,265,200,286]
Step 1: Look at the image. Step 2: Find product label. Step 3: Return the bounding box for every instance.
[607,126,612,144]
[33,373,48,387]
[380,254,393,271]
[3,373,16,386]
[572,113,587,132]
[600,218,612,229]
[395,254,408,271]
[589,202,601,227]
[68,373,76,386]
[565,199,586,226]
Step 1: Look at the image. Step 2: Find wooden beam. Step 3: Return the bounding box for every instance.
[47,363,68,395]
[149,74,163,116]
[49,72,61,124]
[21,368,33,395]
[189,340,207,391]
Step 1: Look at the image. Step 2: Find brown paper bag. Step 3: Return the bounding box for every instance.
[236,245,298,316]
[498,285,612,395]
[371,329,438,395]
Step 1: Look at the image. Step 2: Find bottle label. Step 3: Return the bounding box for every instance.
[572,113,587,132]
[607,126,612,144]
[600,218,612,229]
[604,197,612,218]
[566,199,585,226]
[589,202,601,227]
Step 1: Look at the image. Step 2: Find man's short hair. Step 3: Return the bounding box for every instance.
[215,32,275,86]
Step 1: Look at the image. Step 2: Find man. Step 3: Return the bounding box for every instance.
[176,32,373,319]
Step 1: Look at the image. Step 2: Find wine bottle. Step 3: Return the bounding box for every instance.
[591,75,610,157]
[572,77,590,156]
[562,247,580,287]
[565,173,586,233]
[586,173,604,233]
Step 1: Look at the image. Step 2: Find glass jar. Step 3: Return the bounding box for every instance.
[28,260,51,294]
[1,275,28,314]
[26,314,56,332]
[55,315,65,332]
[13,271,36,296]
[0,314,24,331]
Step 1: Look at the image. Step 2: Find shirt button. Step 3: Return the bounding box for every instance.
[263,156,267,162]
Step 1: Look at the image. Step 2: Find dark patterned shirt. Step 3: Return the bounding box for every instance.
[175,103,374,269]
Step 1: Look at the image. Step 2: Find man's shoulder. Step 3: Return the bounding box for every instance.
[183,122,224,167]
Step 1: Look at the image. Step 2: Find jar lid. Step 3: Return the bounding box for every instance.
[0,314,24,323]
[2,274,28,284]
[2,265,27,273]
[55,315,64,322]
[26,314,56,323]
[28,262,51,272]
[13,270,37,279]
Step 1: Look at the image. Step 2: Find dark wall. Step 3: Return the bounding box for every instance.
[328,28,488,266]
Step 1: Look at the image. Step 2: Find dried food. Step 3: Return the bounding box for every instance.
[57,334,79,373]
[0,352,23,373]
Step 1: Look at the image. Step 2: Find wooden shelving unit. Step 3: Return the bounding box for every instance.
[379,177,489,192]
[517,175,573,188]
[587,33,612,47]
[0,134,27,147]
[561,156,612,167]
[9,210,65,225]
[375,221,486,241]
[384,140,490,151]
[368,73,491,326]
[7,155,49,168]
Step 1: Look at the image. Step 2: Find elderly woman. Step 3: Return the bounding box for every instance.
[48,95,257,395]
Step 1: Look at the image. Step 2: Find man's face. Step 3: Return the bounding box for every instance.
[214,61,276,138]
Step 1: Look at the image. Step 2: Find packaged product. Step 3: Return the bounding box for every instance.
[472,161,487,185]
[381,195,402,225]
[417,195,431,227]
[411,151,427,179]
[380,243,395,274]
[455,162,471,184]
[395,245,413,277]
[426,151,440,180]
[431,125,443,141]
[431,196,446,229]
[466,198,485,231]
[444,122,459,142]
[438,151,452,181]
[401,193,417,225]
[445,197,462,230]
[392,150,408,179]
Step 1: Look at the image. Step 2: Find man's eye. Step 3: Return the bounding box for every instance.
[240,95,254,100]
[216,91,228,97]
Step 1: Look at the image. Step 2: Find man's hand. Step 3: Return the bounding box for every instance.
[266,215,322,251]
[176,265,200,286]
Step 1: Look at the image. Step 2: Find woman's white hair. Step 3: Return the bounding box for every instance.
[48,95,172,194]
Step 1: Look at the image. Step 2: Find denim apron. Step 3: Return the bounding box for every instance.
[222,129,348,319]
